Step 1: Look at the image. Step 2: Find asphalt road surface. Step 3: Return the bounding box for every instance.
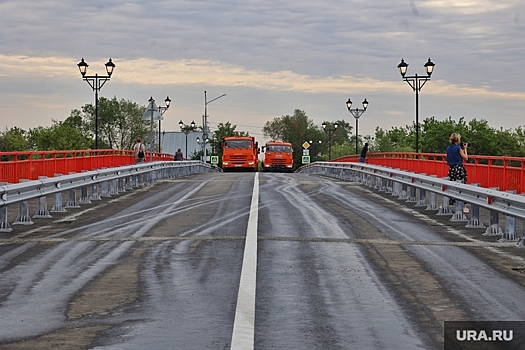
[1,172,525,349]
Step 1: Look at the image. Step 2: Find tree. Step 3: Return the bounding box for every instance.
[370,125,414,153]
[76,96,151,150]
[0,127,30,152]
[263,109,324,167]
[28,117,92,151]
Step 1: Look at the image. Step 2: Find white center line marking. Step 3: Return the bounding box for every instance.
[230,172,259,350]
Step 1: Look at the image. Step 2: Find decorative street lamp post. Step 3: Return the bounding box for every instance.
[346,98,369,155]
[322,121,338,160]
[77,58,115,150]
[179,120,196,158]
[397,57,435,154]
[196,136,209,161]
[203,91,226,163]
[156,96,171,153]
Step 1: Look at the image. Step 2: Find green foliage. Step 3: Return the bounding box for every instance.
[418,116,525,157]
[0,127,30,152]
[263,109,326,167]
[330,141,354,159]
[369,125,415,153]
[78,96,151,150]
[28,117,92,151]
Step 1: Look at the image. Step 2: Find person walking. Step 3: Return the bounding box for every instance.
[174,148,184,161]
[134,138,145,163]
[359,143,369,163]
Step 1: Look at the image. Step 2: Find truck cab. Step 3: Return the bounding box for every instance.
[262,141,294,172]
[221,136,259,172]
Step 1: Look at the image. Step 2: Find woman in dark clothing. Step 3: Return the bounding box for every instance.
[446,133,468,205]
[359,143,369,163]
[446,133,468,183]
[174,148,184,161]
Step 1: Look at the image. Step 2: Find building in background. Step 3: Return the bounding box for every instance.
[161,131,212,160]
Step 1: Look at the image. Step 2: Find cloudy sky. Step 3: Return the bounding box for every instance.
[1,0,524,147]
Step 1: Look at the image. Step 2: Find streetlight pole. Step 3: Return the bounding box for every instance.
[196,136,209,160]
[156,96,171,153]
[77,58,115,149]
[397,57,435,155]
[203,91,226,163]
[346,98,369,155]
[322,122,338,160]
[179,120,196,158]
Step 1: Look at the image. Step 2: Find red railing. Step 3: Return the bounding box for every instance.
[332,152,525,194]
[0,149,174,184]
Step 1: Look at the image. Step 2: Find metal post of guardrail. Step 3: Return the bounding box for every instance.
[79,171,92,205]
[425,176,438,210]
[131,174,139,188]
[416,188,428,207]
[407,185,417,202]
[125,175,133,190]
[51,174,66,213]
[500,190,518,242]
[392,181,401,197]
[437,177,453,216]
[91,181,101,201]
[426,191,438,210]
[385,179,393,194]
[90,169,101,201]
[451,200,468,222]
[65,173,81,208]
[437,197,453,216]
[399,183,408,200]
[0,182,13,232]
[517,194,525,247]
[33,176,52,219]
[137,172,145,187]
[378,177,384,191]
[14,179,33,225]
[483,187,503,237]
[117,177,126,192]
[101,179,111,197]
[109,178,118,195]
[466,184,485,228]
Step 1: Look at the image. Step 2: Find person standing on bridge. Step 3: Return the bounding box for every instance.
[134,138,145,164]
[446,133,468,204]
[174,148,184,161]
[359,143,369,163]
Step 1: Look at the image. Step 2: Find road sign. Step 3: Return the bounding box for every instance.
[303,149,309,155]
[302,155,310,164]
[211,155,219,164]
[302,142,310,149]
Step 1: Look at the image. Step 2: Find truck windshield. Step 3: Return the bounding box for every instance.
[267,145,291,153]
[224,140,252,149]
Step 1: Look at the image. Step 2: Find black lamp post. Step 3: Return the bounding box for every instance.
[322,121,338,160]
[397,57,435,154]
[196,136,209,161]
[156,96,171,153]
[77,58,115,149]
[346,98,369,155]
[179,120,196,158]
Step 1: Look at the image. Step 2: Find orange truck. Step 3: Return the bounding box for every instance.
[221,136,259,172]
[262,141,294,172]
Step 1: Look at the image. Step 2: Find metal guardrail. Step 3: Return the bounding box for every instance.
[298,161,525,246]
[0,161,221,232]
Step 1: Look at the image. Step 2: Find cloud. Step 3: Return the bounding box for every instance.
[2,54,524,102]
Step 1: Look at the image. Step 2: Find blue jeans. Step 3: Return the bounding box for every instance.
[359,157,365,163]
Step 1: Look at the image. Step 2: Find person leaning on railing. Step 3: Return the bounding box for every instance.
[446,133,468,205]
